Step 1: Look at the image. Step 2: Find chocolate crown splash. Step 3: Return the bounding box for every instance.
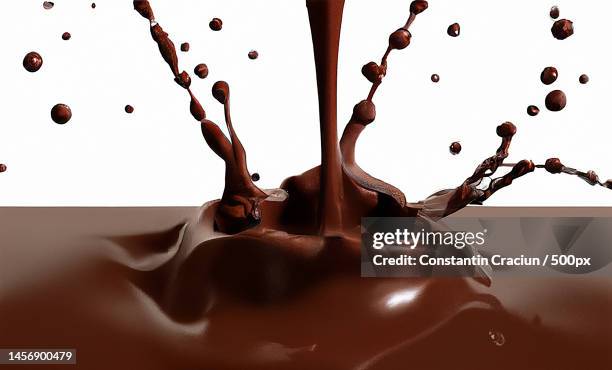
[133,0,610,235]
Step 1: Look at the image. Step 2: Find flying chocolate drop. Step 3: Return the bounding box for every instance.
[389,28,411,50]
[180,43,190,52]
[545,158,564,174]
[209,18,223,31]
[579,74,589,84]
[447,23,460,37]
[248,50,259,60]
[551,19,574,40]
[431,74,440,83]
[361,62,381,83]
[23,52,43,73]
[133,0,155,21]
[352,100,376,125]
[550,6,560,19]
[51,104,72,124]
[0,164,6,173]
[212,81,229,104]
[251,173,260,182]
[125,105,134,114]
[496,122,516,137]
[91,3,96,9]
[174,71,191,89]
[545,90,567,112]
[410,0,428,15]
[527,105,540,116]
[43,1,54,10]
[540,67,558,85]
[194,64,209,79]
[62,32,71,40]
[449,142,462,155]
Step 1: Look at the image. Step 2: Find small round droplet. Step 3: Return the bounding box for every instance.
[496,122,516,138]
[550,6,560,19]
[174,71,191,89]
[579,74,589,84]
[43,1,54,10]
[545,158,564,174]
[62,32,71,40]
[410,1,428,15]
[431,74,440,83]
[362,62,382,83]
[251,173,260,182]
[545,90,567,112]
[91,3,96,9]
[23,52,43,73]
[125,105,134,114]
[248,50,259,60]
[449,142,462,155]
[488,330,506,347]
[447,23,460,37]
[51,104,72,125]
[212,81,230,104]
[180,42,190,52]
[194,64,209,79]
[540,67,558,85]
[389,28,411,50]
[527,105,540,116]
[209,18,223,31]
[0,164,7,173]
[352,100,376,125]
[551,19,574,40]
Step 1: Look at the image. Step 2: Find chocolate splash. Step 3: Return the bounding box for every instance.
[248,50,259,60]
[540,66,558,85]
[550,6,560,19]
[209,18,223,31]
[551,19,573,40]
[62,32,71,40]
[125,105,134,114]
[431,73,440,83]
[51,103,72,124]
[447,22,460,37]
[449,142,462,155]
[0,164,6,173]
[43,1,54,10]
[545,90,567,112]
[194,63,208,79]
[579,74,589,84]
[180,42,190,52]
[527,105,540,116]
[23,51,43,73]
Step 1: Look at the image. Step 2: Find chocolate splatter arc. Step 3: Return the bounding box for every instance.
[447,22,460,37]
[3,2,611,370]
[125,105,134,114]
[449,142,462,155]
[431,73,440,83]
[22,51,43,73]
[551,19,574,40]
[248,50,259,60]
[194,63,208,79]
[62,32,71,40]
[540,66,558,85]
[527,105,540,116]
[51,103,72,124]
[545,90,567,112]
[180,42,189,52]
[209,17,223,31]
[42,1,54,10]
[579,74,589,84]
[550,6,560,19]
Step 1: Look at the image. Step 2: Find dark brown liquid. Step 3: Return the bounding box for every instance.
[0,164,6,173]
[62,32,71,40]
[449,141,462,155]
[91,3,96,9]
[22,51,43,73]
[51,103,72,124]
[527,105,539,116]
[251,173,261,182]
[551,19,573,40]
[579,74,589,84]
[248,50,259,60]
[431,73,440,83]
[210,18,223,31]
[180,42,190,52]
[545,90,567,112]
[550,6,560,19]
[540,67,558,85]
[447,23,460,37]
[125,105,134,114]
[43,1,54,10]
[194,63,208,79]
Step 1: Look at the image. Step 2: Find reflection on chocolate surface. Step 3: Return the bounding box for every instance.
[23,51,43,73]
[51,103,72,124]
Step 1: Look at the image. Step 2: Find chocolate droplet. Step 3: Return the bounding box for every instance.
[579,74,589,84]
[447,23,460,37]
[125,105,134,114]
[0,164,7,173]
[410,1,428,15]
[527,105,540,116]
[180,42,190,52]
[43,1,54,10]
[248,50,259,60]
[23,52,43,73]
[251,173,260,182]
[449,142,462,155]
[133,0,155,21]
[551,19,574,40]
[361,62,381,83]
[209,18,223,31]
[91,3,96,9]
[194,64,209,79]
[545,90,567,112]
[174,71,191,89]
[431,74,440,83]
[550,6,560,19]
[540,67,558,85]
[496,122,516,138]
[212,81,230,104]
[51,104,72,125]
[352,100,376,125]
[389,28,411,50]
[62,32,71,40]
[545,158,564,174]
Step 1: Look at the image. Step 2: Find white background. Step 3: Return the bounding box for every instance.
[0,0,610,206]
